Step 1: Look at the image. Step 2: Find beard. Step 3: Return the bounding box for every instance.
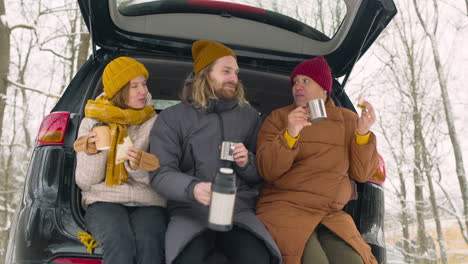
[213,82,237,100]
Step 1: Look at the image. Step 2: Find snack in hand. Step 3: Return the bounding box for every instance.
[357,96,367,110]
[115,136,134,164]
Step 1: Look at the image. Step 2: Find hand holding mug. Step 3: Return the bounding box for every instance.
[287,106,311,137]
[233,143,248,168]
[87,131,98,144]
[91,123,111,150]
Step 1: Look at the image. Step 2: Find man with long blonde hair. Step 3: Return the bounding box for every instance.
[150,40,281,264]
[180,52,248,110]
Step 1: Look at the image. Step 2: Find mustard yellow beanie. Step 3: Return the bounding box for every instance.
[192,40,236,73]
[102,57,149,98]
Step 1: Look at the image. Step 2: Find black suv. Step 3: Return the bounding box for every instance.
[5,0,396,263]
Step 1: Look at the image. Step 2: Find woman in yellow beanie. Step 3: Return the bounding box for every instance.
[73,56,167,264]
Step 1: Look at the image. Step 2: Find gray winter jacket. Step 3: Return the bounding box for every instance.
[150,99,281,264]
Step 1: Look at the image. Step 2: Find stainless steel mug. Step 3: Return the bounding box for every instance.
[307,98,327,122]
[220,141,235,161]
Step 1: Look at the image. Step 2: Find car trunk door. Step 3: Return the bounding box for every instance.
[78,0,396,77]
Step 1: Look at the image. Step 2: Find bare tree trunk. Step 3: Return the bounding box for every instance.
[0,7,34,258]
[331,0,342,33]
[425,174,447,263]
[465,0,468,16]
[0,88,19,264]
[379,118,412,262]
[68,8,78,82]
[318,0,325,33]
[76,17,90,72]
[0,0,10,260]
[435,166,468,243]
[398,176,412,263]
[398,174,412,263]
[5,88,18,219]
[401,12,430,259]
[0,0,10,139]
[413,0,468,238]
[418,128,448,263]
[17,36,34,150]
[412,108,430,264]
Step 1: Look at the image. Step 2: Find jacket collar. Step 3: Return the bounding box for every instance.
[206,98,238,113]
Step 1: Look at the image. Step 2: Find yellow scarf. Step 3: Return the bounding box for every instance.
[84,95,155,186]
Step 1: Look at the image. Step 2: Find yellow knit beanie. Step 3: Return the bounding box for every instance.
[102,57,149,98]
[192,40,237,73]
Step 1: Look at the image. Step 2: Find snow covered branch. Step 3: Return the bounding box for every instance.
[9,24,35,32]
[7,79,60,99]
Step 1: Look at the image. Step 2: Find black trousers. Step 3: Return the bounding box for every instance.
[174,226,271,264]
[85,202,167,264]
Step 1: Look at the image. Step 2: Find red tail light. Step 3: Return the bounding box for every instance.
[36,112,70,147]
[51,258,102,264]
[368,153,386,184]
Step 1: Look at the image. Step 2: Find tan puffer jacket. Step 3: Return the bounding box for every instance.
[256,99,378,264]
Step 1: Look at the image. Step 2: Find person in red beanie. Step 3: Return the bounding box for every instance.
[255,56,379,264]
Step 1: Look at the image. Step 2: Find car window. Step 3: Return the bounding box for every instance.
[116,0,347,38]
[153,99,180,110]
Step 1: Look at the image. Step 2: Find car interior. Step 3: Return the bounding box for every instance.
[88,57,352,116]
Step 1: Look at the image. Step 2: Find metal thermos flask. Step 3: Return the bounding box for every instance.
[208,167,236,231]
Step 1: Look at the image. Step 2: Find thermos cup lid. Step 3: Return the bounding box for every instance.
[92,122,110,128]
[220,168,234,174]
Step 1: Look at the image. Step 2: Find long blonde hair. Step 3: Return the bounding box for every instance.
[181,64,248,110]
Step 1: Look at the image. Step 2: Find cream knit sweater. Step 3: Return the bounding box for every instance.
[75,114,166,208]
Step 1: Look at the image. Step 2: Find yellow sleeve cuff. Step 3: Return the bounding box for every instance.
[283,130,299,149]
[356,131,370,145]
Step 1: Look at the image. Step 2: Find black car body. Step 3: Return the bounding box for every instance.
[5,0,396,263]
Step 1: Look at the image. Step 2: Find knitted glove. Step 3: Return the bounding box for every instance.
[73,135,98,155]
[139,151,160,171]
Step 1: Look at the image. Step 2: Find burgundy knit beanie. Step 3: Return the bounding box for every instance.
[290,56,333,96]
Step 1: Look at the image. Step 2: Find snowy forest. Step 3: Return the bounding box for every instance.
[0,0,467,263]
